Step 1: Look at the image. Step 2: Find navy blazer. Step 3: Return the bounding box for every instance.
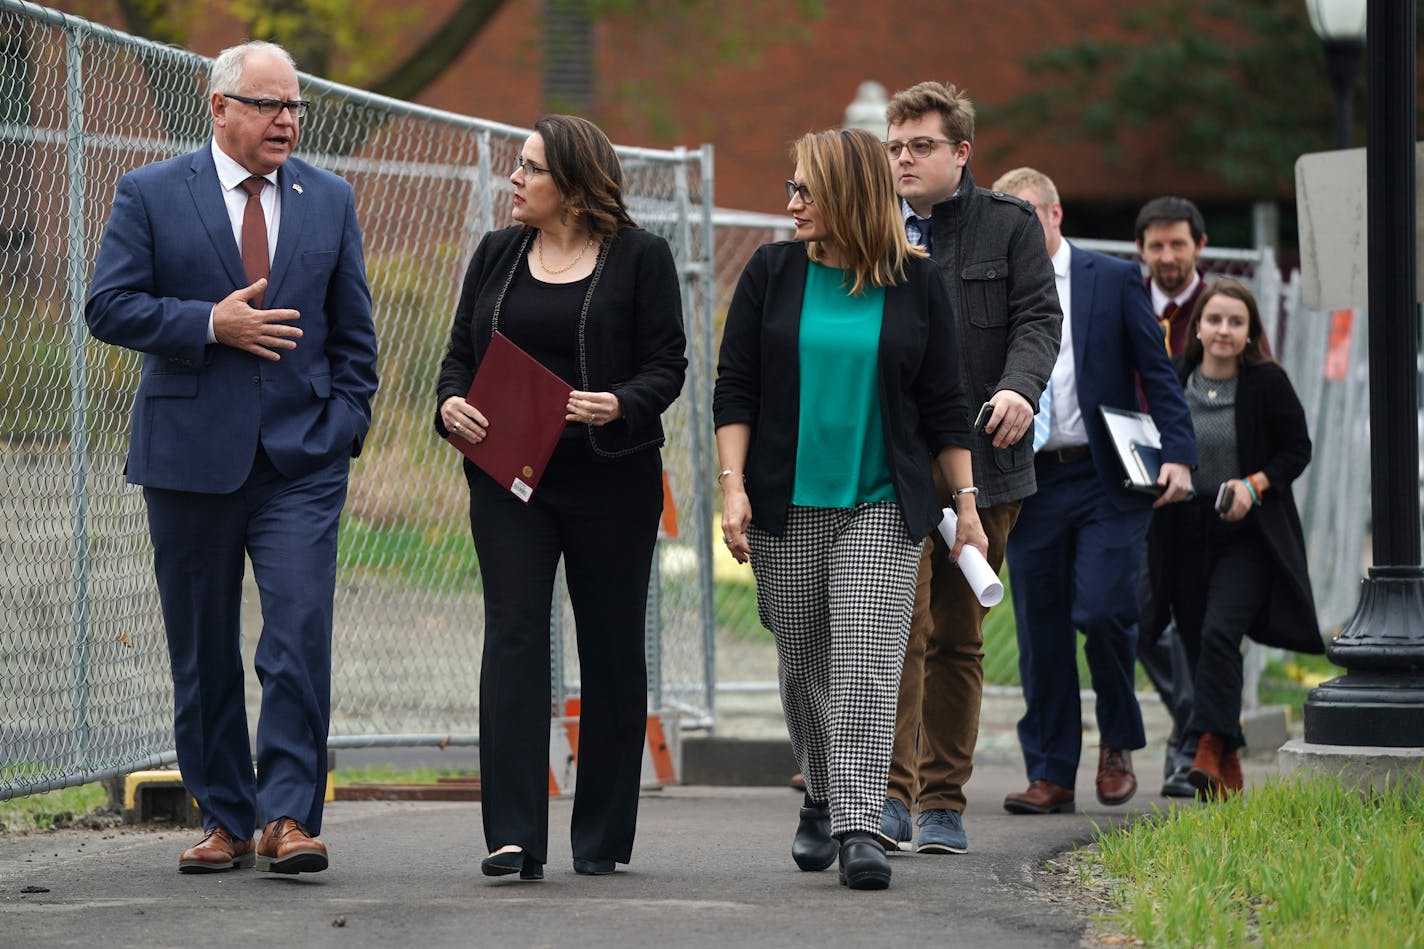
[713,241,971,541]
[1067,243,1196,509]
[86,142,379,493]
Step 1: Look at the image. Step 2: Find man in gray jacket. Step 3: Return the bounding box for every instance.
[879,81,1062,855]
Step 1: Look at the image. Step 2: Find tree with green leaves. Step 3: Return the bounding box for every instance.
[983,0,1376,195]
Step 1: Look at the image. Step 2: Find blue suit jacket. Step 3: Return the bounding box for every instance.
[1067,243,1195,509]
[86,142,379,493]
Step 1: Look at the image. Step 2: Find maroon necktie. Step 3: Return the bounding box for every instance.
[240,176,269,307]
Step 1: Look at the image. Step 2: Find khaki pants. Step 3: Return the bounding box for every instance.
[886,479,1019,815]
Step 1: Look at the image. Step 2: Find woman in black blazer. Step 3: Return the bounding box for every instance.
[435,115,686,880]
[713,128,986,891]
[1142,279,1323,799]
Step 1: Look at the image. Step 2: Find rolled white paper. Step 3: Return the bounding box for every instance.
[937,507,1004,607]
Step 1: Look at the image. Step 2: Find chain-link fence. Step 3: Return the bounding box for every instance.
[0,0,719,799]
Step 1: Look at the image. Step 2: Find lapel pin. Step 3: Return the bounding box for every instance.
[292,183,303,194]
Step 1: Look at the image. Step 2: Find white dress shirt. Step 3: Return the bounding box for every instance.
[1150,270,1201,318]
[1042,239,1087,451]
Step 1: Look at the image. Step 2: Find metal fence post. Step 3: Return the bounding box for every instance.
[63,21,91,767]
[696,143,717,726]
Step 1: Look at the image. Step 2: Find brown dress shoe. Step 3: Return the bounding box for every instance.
[1003,780,1076,814]
[178,827,255,874]
[1096,747,1137,805]
[1188,732,1225,799]
[1189,734,1243,800]
[256,817,328,874]
[1220,749,1244,794]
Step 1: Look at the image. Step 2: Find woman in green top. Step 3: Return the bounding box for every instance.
[713,128,985,891]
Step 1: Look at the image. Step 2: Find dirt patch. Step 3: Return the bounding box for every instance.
[1032,845,1142,947]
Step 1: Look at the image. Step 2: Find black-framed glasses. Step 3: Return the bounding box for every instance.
[514,155,550,177]
[785,180,814,205]
[222,93,310,119]
[882,137,959,160]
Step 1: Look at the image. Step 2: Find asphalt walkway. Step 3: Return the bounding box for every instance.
[0,750,1277,949]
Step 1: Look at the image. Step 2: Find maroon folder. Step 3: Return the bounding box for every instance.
[446,331,572,503]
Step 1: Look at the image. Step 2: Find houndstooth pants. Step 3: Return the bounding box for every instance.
[749,502,921,836]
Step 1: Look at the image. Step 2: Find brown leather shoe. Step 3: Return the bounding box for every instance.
[178,827,254,874]
[1190,734,1243,800]
[1096,747,1137,805]
[255,817,328,874]
[1220,749,1244,795]
[1188,732,1225,798]
[1003,780,1076,814]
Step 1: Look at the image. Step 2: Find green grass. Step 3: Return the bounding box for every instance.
[1089,772,1424,947]
[1256,651,1343,708]
[332,764,476,786]
[0,782,110,833]
[337,519,479,592]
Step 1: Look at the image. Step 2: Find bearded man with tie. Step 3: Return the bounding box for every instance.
[1132,196,1213,798]
[86,40,378,875]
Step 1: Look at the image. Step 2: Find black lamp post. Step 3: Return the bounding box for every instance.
[1302,0,1424,748]
[1307,0,1367,149]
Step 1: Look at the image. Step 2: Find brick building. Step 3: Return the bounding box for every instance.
[51,0,1344,246]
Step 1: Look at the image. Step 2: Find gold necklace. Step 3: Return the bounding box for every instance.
[536,232,593,275]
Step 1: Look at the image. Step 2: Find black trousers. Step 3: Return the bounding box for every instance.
[1158,500,1269,753]
[466,437,662,866]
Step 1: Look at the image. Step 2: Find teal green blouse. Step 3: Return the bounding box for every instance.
[792,262,894,507]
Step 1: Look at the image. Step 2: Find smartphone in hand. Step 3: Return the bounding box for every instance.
[973,401,995,435]
[1215,481,1236,515]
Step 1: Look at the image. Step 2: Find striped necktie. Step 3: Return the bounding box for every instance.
[1158,301,1179,353]
[1032,382,1052,453]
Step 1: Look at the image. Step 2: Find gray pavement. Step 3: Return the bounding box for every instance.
[0,746,1281,949]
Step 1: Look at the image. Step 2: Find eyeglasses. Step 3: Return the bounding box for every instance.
[881,137,959,160]
[222,93,310,119]
[785,180,814,205]
[514,155,550,177]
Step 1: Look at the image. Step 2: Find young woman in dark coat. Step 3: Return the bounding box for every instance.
[1142,279,1324,799]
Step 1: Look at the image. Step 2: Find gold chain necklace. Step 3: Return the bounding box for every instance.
[536,232,593,275]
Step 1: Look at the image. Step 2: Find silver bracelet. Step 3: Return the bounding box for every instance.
[953,486,979,498]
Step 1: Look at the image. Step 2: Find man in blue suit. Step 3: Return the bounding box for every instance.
[86,41,378,873]
[991,168,1195,814]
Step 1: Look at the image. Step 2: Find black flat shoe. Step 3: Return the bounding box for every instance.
[837,833,890,890]
[792,800,837,871]
[481,848,543,880]
[573,858,616,875]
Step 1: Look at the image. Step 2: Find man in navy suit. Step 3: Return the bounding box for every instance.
[86,41,378,873]
[992,168,1195,814]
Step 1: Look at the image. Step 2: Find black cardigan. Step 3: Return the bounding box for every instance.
[1143,360,1323,654]
[713,241,971,542]
[435,225,687,457]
